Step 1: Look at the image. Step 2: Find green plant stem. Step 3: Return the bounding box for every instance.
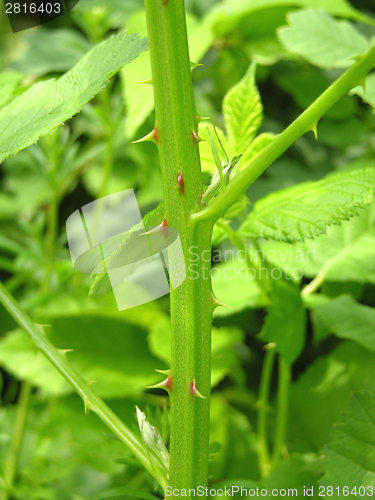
[0,282,168,490]
[143,0,213,491]
[301,272,325,297]
[192,44,375,223]
[257,346,276,478]
[272,356,291,467]
[1,381,31,500]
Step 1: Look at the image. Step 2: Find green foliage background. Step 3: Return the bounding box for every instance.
[0,0,375,498]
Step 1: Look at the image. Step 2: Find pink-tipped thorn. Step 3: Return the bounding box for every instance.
[190,379,205,399]
[192,130,203,145]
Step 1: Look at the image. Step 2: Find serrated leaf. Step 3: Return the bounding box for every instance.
[238,167,375,243]
[278,9,369,69]
[0,71,25,108]
[260,279,306,364]
[198,122,229,174]
[223,63,263,158]
[313,295,375,353]
[8,28,91,77]
[351,72,375,111]
[0,32,148,163]
[321,391,375,489]
[260,202,375,285]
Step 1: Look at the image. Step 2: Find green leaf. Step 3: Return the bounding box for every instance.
[0,312,165,398]
[278,9,369,69]
[288,341,375,452]
[260,202,375,285]
[313,295,375,353]
[260,279,306,364]
[321,391,375,490]
[0,71,25,108]
[238,167,375,243]
[223,63,263,158]
[94,487,161,500]
[211,258,269,317]
[0,32,148,163]
[199,122,229,174]
[8,28,91,77]
[212,0,369,37]
[351,73,375,111]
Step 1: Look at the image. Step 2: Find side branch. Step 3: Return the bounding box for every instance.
[0,282,169,490]
[191,44,375,224]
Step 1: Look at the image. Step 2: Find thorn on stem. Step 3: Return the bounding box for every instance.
[176,172,185,195]
[147,373,173,393]
[192,130,203,145]
[132,127,159,145]
[310,123,318,140]
[210,293,231,310]
[84,399,91,415]
[58,348,74,358]
[190,379,205,399]
[137,78,153,85]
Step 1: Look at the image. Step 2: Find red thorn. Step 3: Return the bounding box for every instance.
[190,379,205,399]
[153,126,159,143]
[192,130,203,145]
[176,172,185,195]
[161,218,167,227]
[165,374,173,391]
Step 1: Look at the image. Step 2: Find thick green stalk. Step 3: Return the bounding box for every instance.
[1,381,31,500]
[192,44,375,223]
[0,282,168,490]
[143,0,213,491]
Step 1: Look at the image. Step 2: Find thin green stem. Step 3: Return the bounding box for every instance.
[257,346,276,478]
[192,44,375,223]
[43,191,58,295]
[301,272,325,298]
[272,357,291,468]
[1,381,31,500]
[0,282,168,490]
[143,0,213,491]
